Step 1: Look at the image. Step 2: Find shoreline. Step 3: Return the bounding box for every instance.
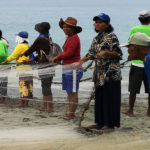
[0,97,150,150]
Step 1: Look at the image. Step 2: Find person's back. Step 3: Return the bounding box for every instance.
[0,40,8,63]
[130,10,150,65]
[0,30,8,63]
[130,25,150,37]
[7,42,30,63]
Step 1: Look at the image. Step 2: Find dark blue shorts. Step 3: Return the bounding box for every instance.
[62,68,83,93]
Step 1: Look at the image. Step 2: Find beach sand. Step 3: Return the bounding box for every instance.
[0,97,150,150]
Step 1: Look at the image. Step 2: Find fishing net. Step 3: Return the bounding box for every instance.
[0,60,95,126]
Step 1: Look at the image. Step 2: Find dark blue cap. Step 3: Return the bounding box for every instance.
[93,13,110,23]
[16,31,28,38]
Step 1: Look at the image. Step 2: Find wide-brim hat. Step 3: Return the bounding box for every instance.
[59,17,82,33]
[35,22,50,34]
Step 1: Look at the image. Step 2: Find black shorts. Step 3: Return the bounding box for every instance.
[129,65,149,94]
[40,75,53,96]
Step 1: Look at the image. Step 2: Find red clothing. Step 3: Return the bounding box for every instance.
[57,35,81,64]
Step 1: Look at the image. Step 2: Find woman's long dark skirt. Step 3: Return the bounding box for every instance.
[95,81,121,128]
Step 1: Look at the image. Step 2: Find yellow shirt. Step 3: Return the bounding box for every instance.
[7,43,30,63]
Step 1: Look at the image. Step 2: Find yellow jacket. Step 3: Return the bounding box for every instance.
[7,43,30,63]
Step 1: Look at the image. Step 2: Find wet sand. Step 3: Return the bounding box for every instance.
[0,97,150,150]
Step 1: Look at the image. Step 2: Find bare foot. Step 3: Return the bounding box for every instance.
[24,104,29,108]
[147,113,150,117]
[0,99,5,104]
[24,101,29,108]
[38,106,47,112]
[47,107,54,113]
[47,104,54,113]
[84,124,104,130]
[100,126,115,133]
[14,103,24,108]
[63,113,74,120]
[147,110,150,117]
[122,110,134,117]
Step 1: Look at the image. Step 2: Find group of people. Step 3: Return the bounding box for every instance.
[0,10,150,131]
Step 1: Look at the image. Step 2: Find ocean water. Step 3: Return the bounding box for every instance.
[1,0,150,98]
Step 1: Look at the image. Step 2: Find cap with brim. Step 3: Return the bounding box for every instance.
[120,32,150,47]
[139,10,150,17]
[59,17,82,33]
[16,31,28,38]
[93,13,110,23]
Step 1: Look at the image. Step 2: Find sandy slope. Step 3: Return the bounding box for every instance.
[0,97,150,150]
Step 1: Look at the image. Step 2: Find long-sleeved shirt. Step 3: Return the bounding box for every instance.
[24,37,50,63]
[7,43,29,63]
[57,35,81,64]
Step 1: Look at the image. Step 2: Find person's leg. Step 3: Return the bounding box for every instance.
[147,94,150,117]
[143,72,150,117]
[39,95,53,112]
[47,95,54,112]
[64,92,78,119]
[39,95,47,111]
[14,99,25,108]
[24,77,33,107]
[69,92,78,118]
[124,93,136,116]
[63,69,82,120]
[0,99,5,104]
[0,77,8,104]
[124,66,142,116]
[40,76,53,112]
[14,77,26,108]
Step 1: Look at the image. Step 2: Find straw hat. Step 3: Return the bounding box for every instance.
[59,17,82,33]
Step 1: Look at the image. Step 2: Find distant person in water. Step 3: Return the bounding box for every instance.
[2,31,33,108]
[0,29,9,104]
